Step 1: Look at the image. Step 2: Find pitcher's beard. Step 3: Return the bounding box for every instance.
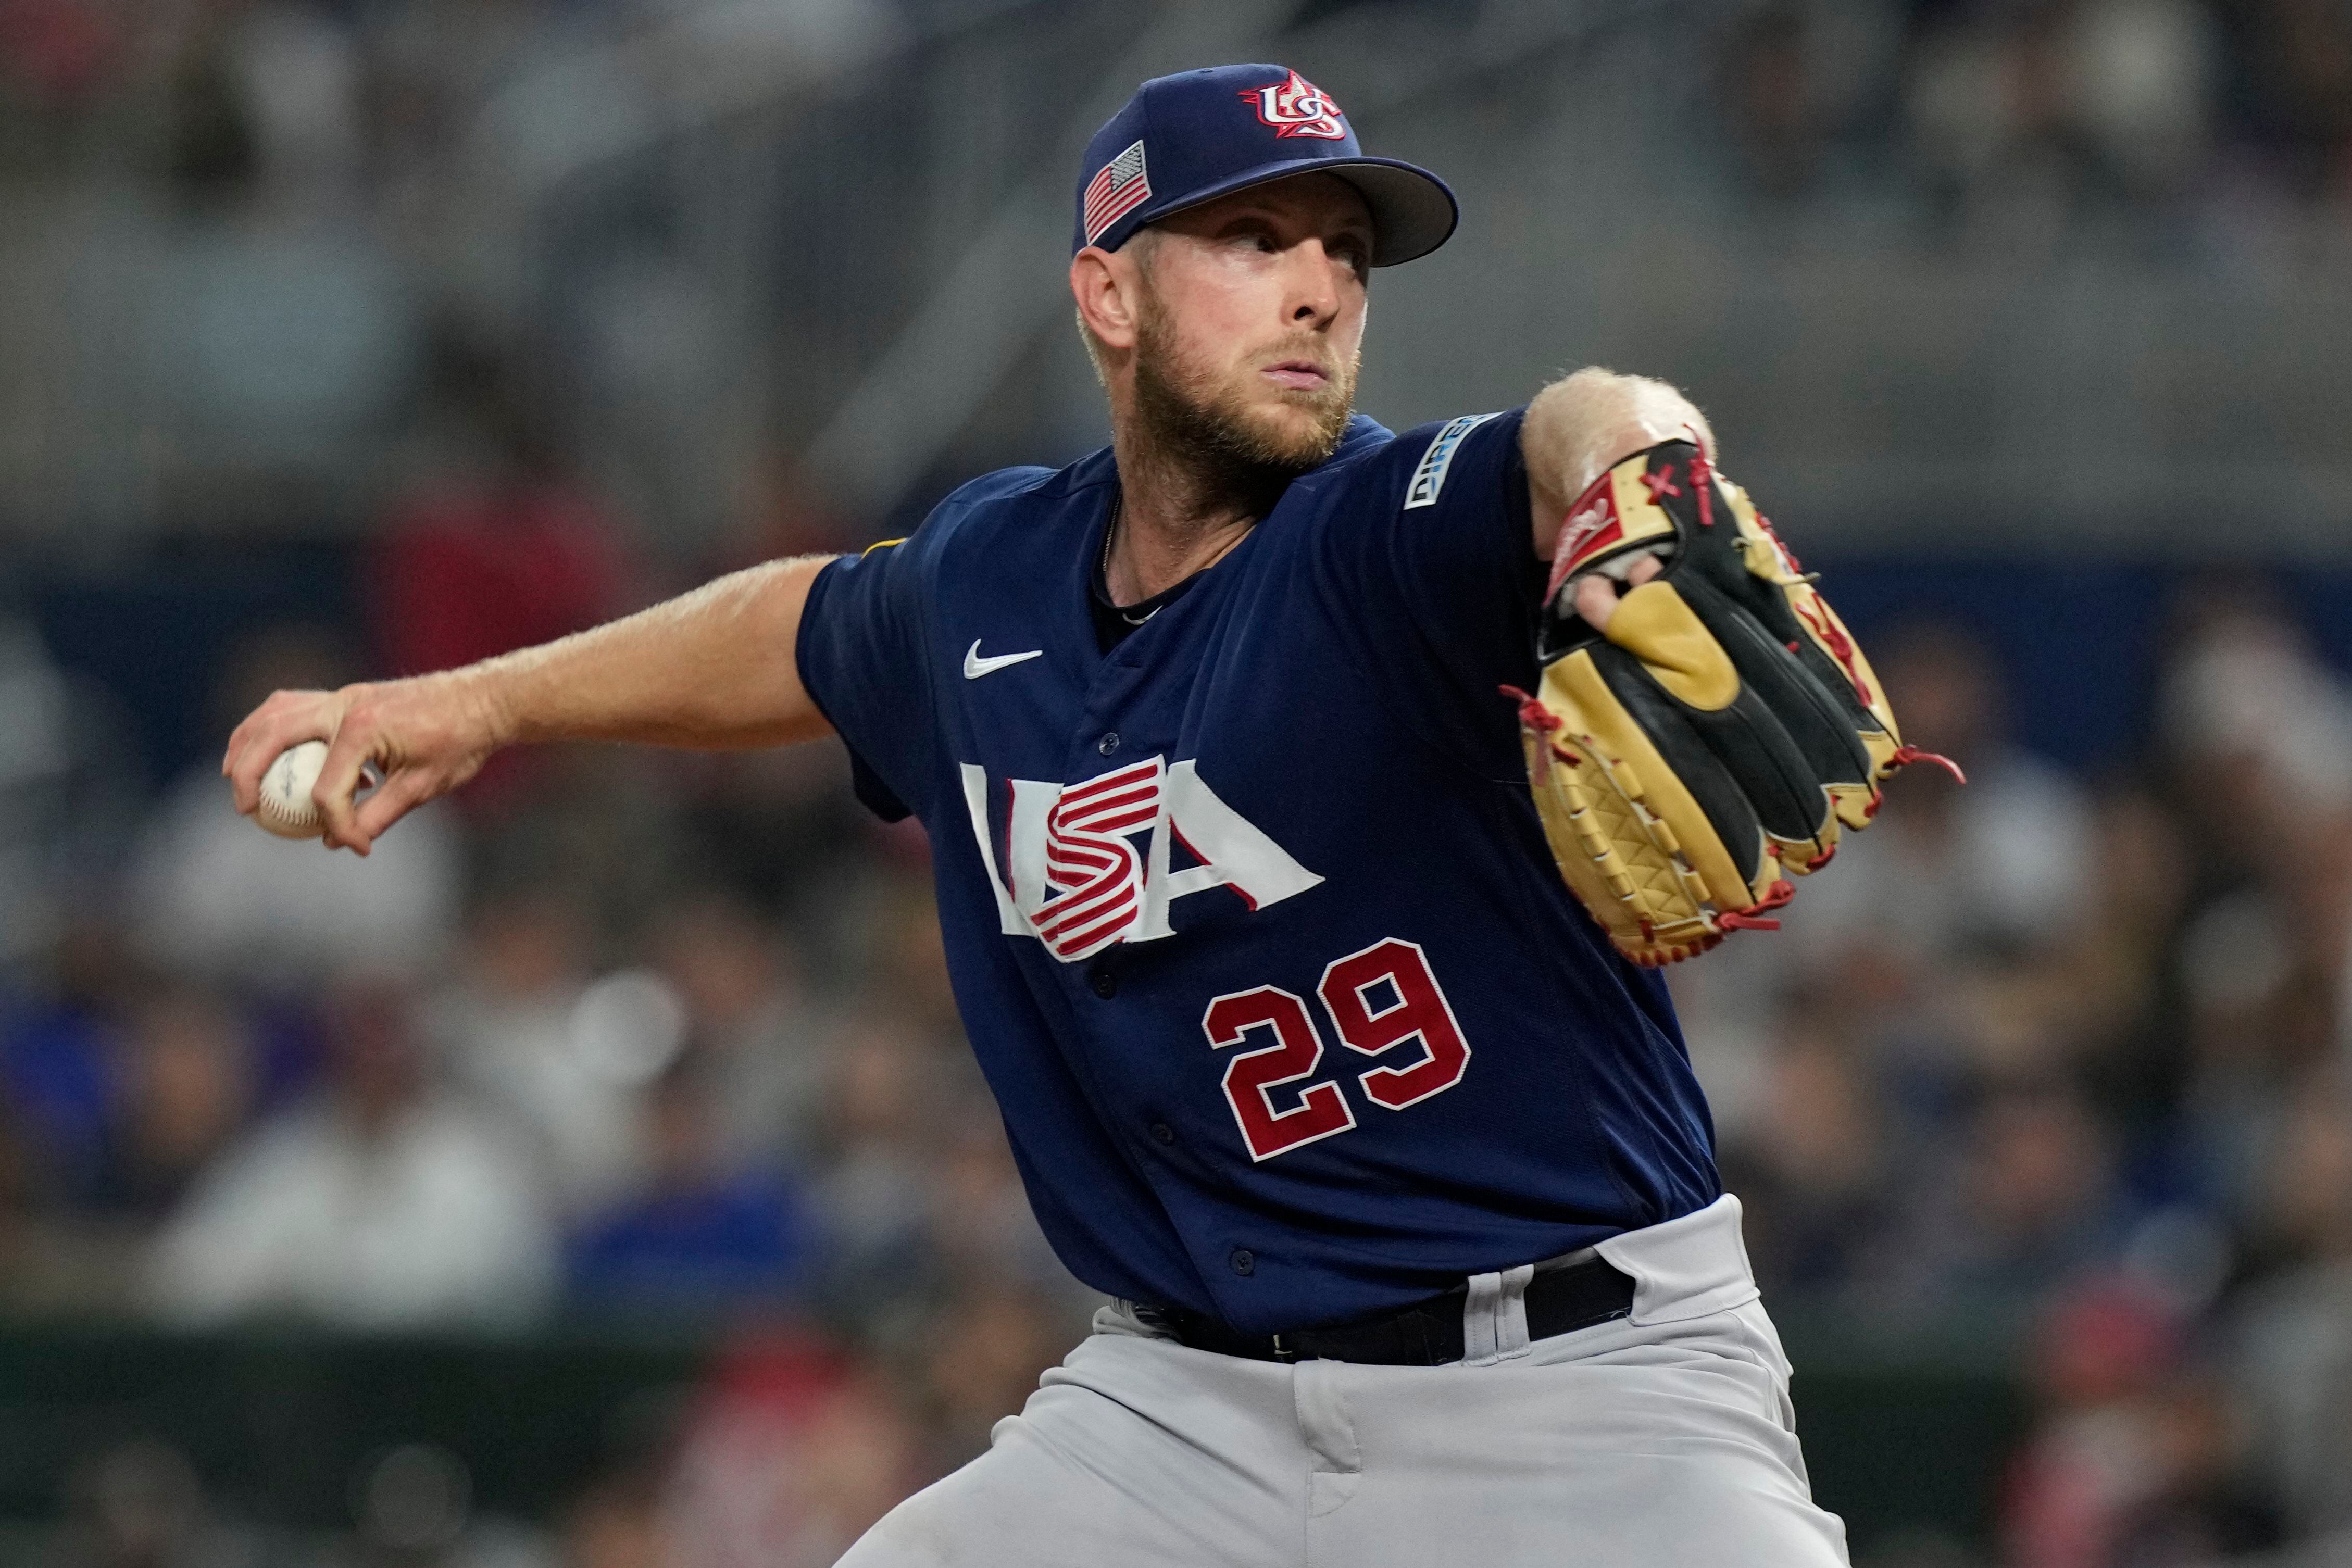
[1131,306,1357,505]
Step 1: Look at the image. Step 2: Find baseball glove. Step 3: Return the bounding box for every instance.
[1506,440,1957,967]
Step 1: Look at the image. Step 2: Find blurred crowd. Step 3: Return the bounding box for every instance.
[3,0,2345,219]
[1,764,1097,1562]
[1721,0,2352,233]
[1674,592,2352,1567]
[0,426,1094,1562]
[5,0,2351,554]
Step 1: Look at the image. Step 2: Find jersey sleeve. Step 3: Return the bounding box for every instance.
[795,538,937,823]
[1315,408,1546,772]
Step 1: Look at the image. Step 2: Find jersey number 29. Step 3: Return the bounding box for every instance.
[1200,938,1472,1161]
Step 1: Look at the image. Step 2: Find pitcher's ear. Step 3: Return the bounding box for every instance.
[1071,247,1140,352]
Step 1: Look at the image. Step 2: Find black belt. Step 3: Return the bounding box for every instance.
[1136,1253,1636,1366]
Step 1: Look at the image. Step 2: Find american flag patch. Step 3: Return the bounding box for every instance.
[1082,139,1152,246]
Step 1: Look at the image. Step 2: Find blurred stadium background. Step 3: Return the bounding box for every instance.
[0,0,2348,1563]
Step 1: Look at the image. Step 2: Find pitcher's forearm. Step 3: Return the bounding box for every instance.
[223,554,842,852]
[480,555,839,750]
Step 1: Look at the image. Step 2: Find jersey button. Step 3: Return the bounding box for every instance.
[1230,1249,1255,1276]
[1097,732,1120,756]
[1088,965,1118,999]
[1149,1122,1174,1145]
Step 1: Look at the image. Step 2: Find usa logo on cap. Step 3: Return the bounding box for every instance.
[1241,69,1346,140]
[1071,64,1458,266]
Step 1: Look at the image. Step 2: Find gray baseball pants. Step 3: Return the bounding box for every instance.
[837,1195,1850,1566]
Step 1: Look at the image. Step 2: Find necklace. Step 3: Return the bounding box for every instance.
[1098,494,1167,625]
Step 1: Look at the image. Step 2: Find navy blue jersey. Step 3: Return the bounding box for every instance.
[796,411,1720,1334]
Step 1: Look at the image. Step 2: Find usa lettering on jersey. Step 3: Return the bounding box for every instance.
[958,757,1322,959]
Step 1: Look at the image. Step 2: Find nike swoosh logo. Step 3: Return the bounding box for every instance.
[964,641,1044,680]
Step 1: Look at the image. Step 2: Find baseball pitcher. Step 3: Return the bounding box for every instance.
[228,64,1950,1566]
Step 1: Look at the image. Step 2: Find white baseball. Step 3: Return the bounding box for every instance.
[255,741,331,839]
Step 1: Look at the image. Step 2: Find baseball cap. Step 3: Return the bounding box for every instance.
[1073,65,1458,267]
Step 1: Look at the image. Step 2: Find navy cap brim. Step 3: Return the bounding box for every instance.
[1127,155,1458,267]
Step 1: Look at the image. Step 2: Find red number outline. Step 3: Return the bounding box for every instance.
[1318,938,1474,1111]
[1202,985,1358,1162]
